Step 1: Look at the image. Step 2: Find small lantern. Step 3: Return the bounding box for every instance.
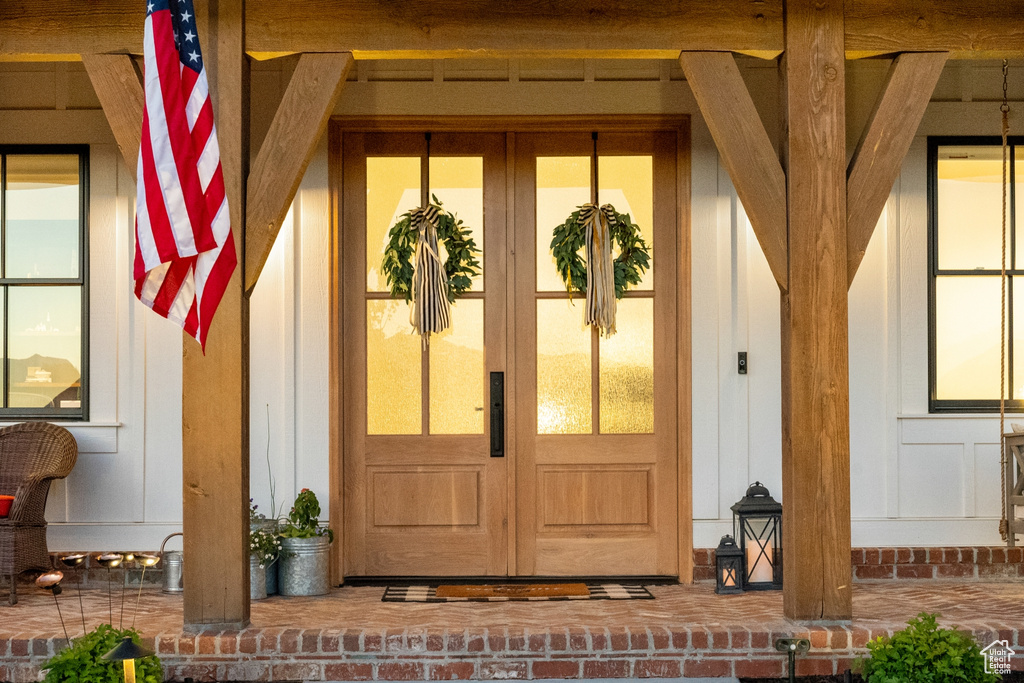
[102,636,154,683]
[731,481,782,591]
[714,535,743,594]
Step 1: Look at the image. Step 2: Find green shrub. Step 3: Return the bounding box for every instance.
[42,624,162,683]
[857,612,999,682]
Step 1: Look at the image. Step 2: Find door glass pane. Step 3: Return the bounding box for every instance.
[367,299,421,434]
[599,156,653,290]
[537,157,590,292]
[935,276,1000,400]
[5,155,80,279]
[367,157,420,292]
[937,146,1003,271]
[430,157,484,292]
[8,286,81,409]
[600,298,653,433]
[430,299,484,434]
[537,299,591,434]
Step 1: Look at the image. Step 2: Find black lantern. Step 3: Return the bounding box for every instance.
[714,535,743,594]
[731,481,782,590]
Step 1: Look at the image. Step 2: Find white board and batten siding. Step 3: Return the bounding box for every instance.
[0,57,1016,552]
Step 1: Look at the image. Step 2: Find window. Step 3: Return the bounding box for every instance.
[929,137,1023,411]
[0,147,88,419]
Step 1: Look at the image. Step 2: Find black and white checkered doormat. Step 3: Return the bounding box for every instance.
[382,584,654,602]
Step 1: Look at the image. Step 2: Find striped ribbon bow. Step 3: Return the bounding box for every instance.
[578,203,618,337]
[409,205,452,340]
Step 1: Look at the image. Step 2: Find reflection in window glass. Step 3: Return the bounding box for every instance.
[536,157,590,293]
[600,298,653,433]
[367,299,421,434]
[935,277,1000,400]
[430,157,484,292]
[429,299,484,434]
[599,156,654,289]
[367,157,420,292]
[537,299,591,434]
[8,287,82,409]
[6,155,81,279]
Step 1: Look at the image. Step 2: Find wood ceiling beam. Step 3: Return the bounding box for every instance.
[678,51,788,290]
[3,1,1023,60]
[846,52,948,286]
[81,53,143,173]
[245,52,353,293]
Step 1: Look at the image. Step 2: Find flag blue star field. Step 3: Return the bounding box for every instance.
[135,0,236,350]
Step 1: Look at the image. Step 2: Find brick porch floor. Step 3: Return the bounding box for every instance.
[2,581,1022,681]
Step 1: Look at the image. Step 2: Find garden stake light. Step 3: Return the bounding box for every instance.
[131,554,160,628]
[59,553,88,636]
[775,637,810,683]
[35,570,69,646]
[119,553,136,628]
[94,553,123,625]
[102,635,155,683]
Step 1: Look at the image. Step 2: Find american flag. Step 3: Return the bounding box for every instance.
[135,0,236,350]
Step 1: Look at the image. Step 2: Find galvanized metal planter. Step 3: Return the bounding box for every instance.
[250,555,268,600]
[278,535,330,596]
[251,518,280,595]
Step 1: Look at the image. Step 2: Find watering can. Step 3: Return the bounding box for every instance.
[160,532,184,593]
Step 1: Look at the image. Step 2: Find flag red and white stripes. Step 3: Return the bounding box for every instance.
[134,0,235,350]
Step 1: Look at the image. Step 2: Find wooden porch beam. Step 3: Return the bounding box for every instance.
[3,1,1024,60]
[846,51,948,286]
[245,52,353,292]
[678,51,788,290]
[780,0,852,621]
[181,0,251,629]
[81,54,143,173]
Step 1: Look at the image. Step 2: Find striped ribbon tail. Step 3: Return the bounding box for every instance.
[409,205,452,341]
[580,203,618,337]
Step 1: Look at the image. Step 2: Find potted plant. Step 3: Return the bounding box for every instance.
[248,525,280,601]
[856,612,999,682]
[42,624,162,683]
[277,488,333,596]
[249,499,279,595]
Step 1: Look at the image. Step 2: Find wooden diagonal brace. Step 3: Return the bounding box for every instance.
[679,51,788,290]
[847,52,948,286]
[245,52,354,292]
[82,54,144,172]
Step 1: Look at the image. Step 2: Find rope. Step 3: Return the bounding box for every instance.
[1000,60,1010,542]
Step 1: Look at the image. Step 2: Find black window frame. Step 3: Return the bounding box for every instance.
[928,135,1021,413]
[0,145,89,421]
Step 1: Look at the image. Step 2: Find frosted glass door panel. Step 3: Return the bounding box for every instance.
[599,298,654,433]
[367,299,421,434]
[536,157,590,293]
[430,299,485,434]
[367,157,420,291]
[537,299,592,434]
[598,156,653,290]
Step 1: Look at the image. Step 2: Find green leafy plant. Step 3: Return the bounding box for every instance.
[249,526,281,567]
[278,488,333,542]
[42,624,162,683]
[856,612,999,682]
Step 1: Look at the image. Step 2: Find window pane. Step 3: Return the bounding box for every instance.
[367,299,421,434]
[937,146,1003,271]
[1015,157,1024,268]
[429,299,484,434]
[429,157,484,292]
[599,156,653,289]
[537,299,591,434]
[935,276,1001,400]
[537,157,590,292]
[8,286,81,409]
[367,157,420,292]
[5,155,80,279]
[600,298,653,433]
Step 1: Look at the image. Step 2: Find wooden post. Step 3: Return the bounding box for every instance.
[780,0,852,620]
[181,0,250,629]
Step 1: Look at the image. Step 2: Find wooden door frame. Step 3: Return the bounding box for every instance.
[327,114,693,583]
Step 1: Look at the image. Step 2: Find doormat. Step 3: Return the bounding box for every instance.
[382,583,654,602]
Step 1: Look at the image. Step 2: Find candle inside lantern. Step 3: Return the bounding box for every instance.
[746,538,773,583]
[722,566,737,587]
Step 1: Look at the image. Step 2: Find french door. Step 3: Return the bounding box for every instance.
[338,124,682,578]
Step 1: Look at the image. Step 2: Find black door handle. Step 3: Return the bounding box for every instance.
[490,372,504,457]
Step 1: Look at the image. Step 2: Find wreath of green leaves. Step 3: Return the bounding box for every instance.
[550,206,651,299]
[381,196,481,304]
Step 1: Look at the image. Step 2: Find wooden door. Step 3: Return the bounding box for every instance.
[514,132,679,576]
[342,132,508,576]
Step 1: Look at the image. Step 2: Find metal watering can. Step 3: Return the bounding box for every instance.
[160,532,184,593]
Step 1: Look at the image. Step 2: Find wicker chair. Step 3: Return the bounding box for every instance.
[0,422,77,605]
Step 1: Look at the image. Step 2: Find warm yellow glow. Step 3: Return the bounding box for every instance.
[367,299,421,434]
[935,276,1001,400]
[537,299,591,434]
[937,148,1004,270]
[599,156,654,289]
[429,299,484,434]
[536,157,590,292]
[366,157,420,291]
[430,157,484,292]
[599,298,654,434]
[122,659,136,683]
